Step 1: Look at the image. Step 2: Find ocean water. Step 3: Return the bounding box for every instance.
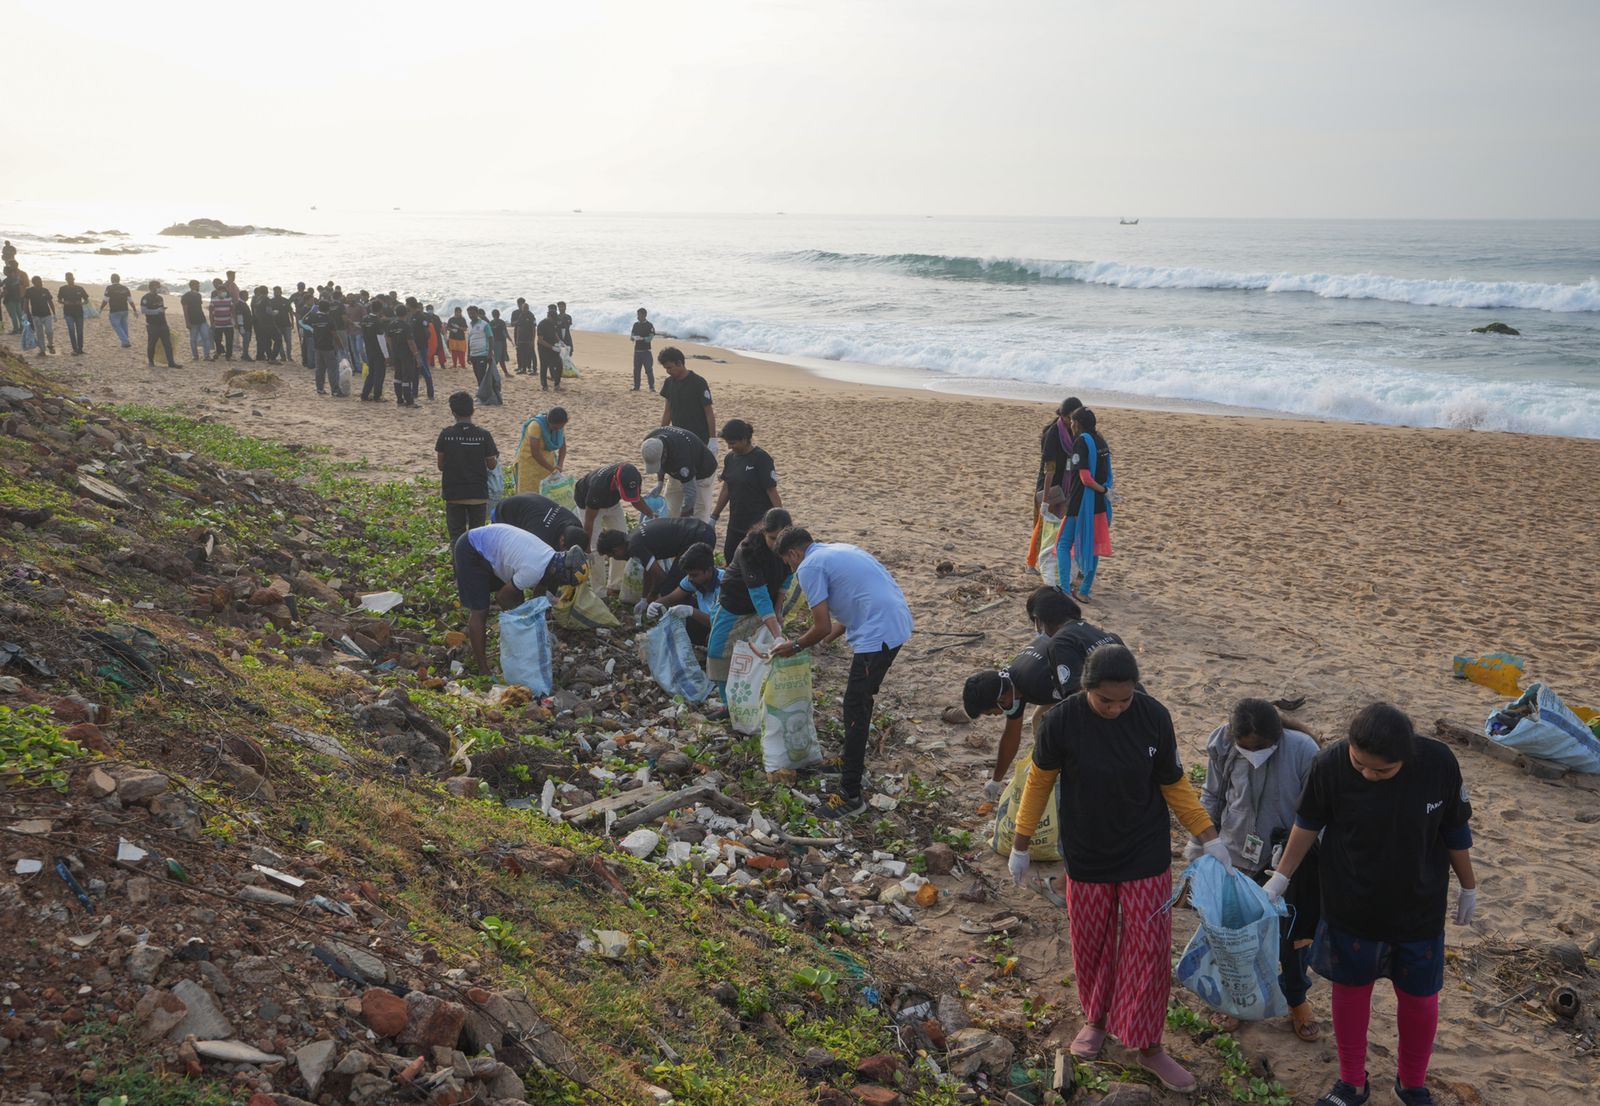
[6,200,1598,438]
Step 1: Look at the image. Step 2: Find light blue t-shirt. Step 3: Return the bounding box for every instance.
[468,524,555,587]
[678,567,723,616]
[794,543,913,652]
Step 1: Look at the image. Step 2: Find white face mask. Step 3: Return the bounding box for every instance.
[1239,744,1277,769]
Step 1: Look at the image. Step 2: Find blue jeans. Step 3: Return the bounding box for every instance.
[31,314,54,352]
[109,311,130,345]
[64,314,85,353]
[346,332,365,370]
[188,322,212,360]
[417,359,435,399]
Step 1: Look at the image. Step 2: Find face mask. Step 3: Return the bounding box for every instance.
[1239,744,1277,769]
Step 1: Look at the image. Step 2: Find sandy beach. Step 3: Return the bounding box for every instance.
[8,297,1600,1102]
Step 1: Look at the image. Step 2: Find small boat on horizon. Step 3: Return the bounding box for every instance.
[1120,217,1139,225]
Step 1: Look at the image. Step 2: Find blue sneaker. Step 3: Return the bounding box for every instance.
[1315,1081,1370,1106]
[1392,1078,1434,1106]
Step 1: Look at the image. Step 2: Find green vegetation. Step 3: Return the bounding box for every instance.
[79,1069,232,1106]
[1167,1002,1292,1105]
[111,405,310,475]
[0,703,90,790]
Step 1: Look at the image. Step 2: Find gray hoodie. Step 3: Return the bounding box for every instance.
[1199,724,1319,875]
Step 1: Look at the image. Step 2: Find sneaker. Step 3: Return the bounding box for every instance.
[825,792,868,819]
[1392,1079,1433,1106]
[1314,1080,1370,1106]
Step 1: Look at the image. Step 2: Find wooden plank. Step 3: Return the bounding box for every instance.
[561,783,664,824]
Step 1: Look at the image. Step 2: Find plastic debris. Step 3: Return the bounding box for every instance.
[358,591,405,614]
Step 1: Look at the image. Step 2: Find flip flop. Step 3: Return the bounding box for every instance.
[1290,1002,1322,1042]
[1033,874,1067,909]
[1068,1024,1107,1060]
[959,915,1021,936]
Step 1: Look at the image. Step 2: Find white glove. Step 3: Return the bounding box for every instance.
[1202,838,1233,870]
[1183,838,1204,861]
[646,602,665,621]
[1453,887,1477,926]
[667,604,693,620]
[632,599,649,618]
[1262,872,1290,902]
[708,438,720,456]
[1007,849,1031,887]
[983,778,1005,803]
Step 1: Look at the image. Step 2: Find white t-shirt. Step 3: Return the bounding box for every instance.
[467,524,555,587]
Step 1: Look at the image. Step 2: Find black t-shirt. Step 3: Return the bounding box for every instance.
[719,446,778,532]
[625,517,715,564]
[360,315,388,366]
[24,286,54,315]
[1297,738,1471,942]
[386,318,417,367]
[1046,621,1125,699]
[58,285,89,317]
[1000,634,1061,715]
[435,422,499,502]
[447,316,467,340]
[1038,420,1071,494]
[310,310,338,351]
[537,316,562,348]
[630,319,655,351]
[106,285,136,312]
[1066,431,1110,516]
[1032,691,1184,883]
[647,426,717,483]
[573,464,642,510]
[140,291,167,322]
[180,289,205,326]
[271,296,292,325]
[511,308,535,342]
[719,534,788,616]
[660,370,713,443]
[411,314,430,348]
[558,312,573,342]
[490,318,507,341]
[494,494,581,545]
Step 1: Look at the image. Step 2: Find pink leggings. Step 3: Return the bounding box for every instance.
[1331,981,1439,1089]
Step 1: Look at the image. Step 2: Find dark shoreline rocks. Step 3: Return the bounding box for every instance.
[159,217,304,238]
[1472,321,1520,336]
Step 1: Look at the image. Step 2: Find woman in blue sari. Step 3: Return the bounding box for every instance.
[514,407,568,495]
[1054,407,1113,600]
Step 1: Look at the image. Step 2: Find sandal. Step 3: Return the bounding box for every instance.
[1034,874,1067,909]
[1290,1001,1322,1042]
[1068,1024,1107,1060]
[1138,1049,1197,1093]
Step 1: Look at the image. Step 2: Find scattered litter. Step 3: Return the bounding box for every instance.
[357,589,403,613]
[116,838,149,864]
[56,861,95,913]
[593,930,633,959]
[0,641,54,678]
[1454,651,1525,696]
[252,863,307,889]
[14,858,43,875]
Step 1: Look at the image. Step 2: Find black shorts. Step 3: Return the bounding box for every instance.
[452,532,505,611]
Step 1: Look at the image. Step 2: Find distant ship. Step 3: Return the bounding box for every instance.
[1120,217,1139,225]
[573,208,583,213]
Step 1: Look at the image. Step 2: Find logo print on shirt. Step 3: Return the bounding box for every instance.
[1148,746,1157,757]
[1426,800,1443,813]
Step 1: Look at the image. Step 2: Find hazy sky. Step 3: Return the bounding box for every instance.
[10,0,1599,218]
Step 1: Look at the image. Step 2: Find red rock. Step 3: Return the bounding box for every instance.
[62,722,114,754]
[466,987,491,1005]
[744,854,789,871]
[921,1018,947,1049]
[816,1091,855,1106]
[397,1055,426,1084]
[249,1095,277,1106]
[854,1055,904,1084]
[360,988,407,1037]
[44,695,90,723]
[921,843,957,875]
[397,991,467,1051]
[853,1087,903,1106]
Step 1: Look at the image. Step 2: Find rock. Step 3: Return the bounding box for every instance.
[593,930,632,959]
[1100,1085,1154,1106]
[197,960,233,996]
[126,877,153,905]
[921,843,956,875]
[132,988,188,1041]
[444,776,482,798]
[1548,941,1587,972]
[361,989,408,1037]
[109,767,168,803]
[1471,322,1520,336]
[484,1063,526,1100]
[194,1039,283,1064]
[655,750,692,777]
[852,1087,903,1106]
[502,843,579,877]
[127,944,170,984]
[855,1055,904,1083]
[167,979,235,1041]
[294,1039,338,1096]
[398,992,467,1051]
[85,767,118,798]
[238,885,297,907]
[348,1072,392,1104]
[914,882,939,908]
[328,940,389,983]
[801,1047,839,1073]
[619,829,661,858]
[63,723,114,755]
[945,1027,1012,1078]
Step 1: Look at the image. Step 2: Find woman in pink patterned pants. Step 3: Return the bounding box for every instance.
[1008,644,1229,1093]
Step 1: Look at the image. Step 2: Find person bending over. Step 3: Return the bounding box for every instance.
[494,493,585,550]
[645,542,721,648]
[452,524,585,674]
[642,425,718,522]
[706,508,793,697]
[597,515,716,602]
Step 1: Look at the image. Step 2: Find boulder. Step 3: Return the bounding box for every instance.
[126,944,169,984]
[397,991,467,1051]
[167,979,234,1041]
[855,1055,904,1083]
[361,988,408,1037]
[852,1088,903,1106]
[921,843,956,875]
[294,1038,339,1097]
[110,767,169,804]
[945,1027,1013,1079]
[1471,322,1520,336]
[132,988,188,1042]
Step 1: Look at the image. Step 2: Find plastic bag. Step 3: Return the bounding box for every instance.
[990,760,1064,862]
[553,578,620,630]
[645,616,711,703]
[727,629,777,735]
[21,319,36,351]
[486,464,506,513]
[1174,855,1290,1020]
[619,558,647,604]
[1485,682,1600,774]
[560,349,580,378]
[762,652,822,771]
[1036,509,1062,586]
[1453,651,1524,696]
[499,596,553,695]
[540,472,577,510]
[337,357,353,395]
[641,494,666,519]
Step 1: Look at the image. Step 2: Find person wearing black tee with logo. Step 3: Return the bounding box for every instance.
[705,508,793,696]
[1264,704,1476,1106]
[493,493,587,551]
[629,307,656,391]
[101,275,135,348]
[656,346,716,444]
[386,305,422,407]
[359,303,390,400]
[435,391,500,541]
[140,281,178,367]
[1008,645,1224,1094]
[57,274,89,355]
[641,425,718,522]
[573,462,656,594]
[536,304,564,390]
[710,419,781,563]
